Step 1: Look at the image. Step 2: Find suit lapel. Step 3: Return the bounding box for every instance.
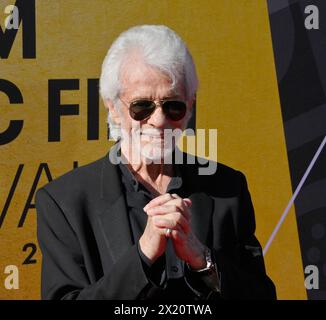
[97,144,133,264]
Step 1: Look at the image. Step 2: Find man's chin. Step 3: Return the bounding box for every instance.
[140,145,175,164]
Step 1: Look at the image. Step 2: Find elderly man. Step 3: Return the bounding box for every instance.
[36,25,276,300]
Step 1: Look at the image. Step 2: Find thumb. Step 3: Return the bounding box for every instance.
[183,198,192,208]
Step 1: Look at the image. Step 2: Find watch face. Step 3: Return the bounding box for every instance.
[201,265,216,277]
[205,248,213,267]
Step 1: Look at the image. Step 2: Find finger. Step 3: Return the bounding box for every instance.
[183,198,192,208]
[163,228,187,241]
[164,197,192,212]
[146,203,190,221]
[143,193,174,211]
[146,224,176,238]
[170,228,187,242]
[146,205,179,216]
[153,217,181,231]
[165,212,190,233]
[160,228,185,240]
[143,193,184,212]
[149,198,191,220]
[153,213,190,234]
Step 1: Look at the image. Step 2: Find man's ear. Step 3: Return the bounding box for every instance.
[105,100,121,125]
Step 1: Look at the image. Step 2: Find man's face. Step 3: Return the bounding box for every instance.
[114,59,192,163]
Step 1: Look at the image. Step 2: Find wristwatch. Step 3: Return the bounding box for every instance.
[186,247,221,293]
[190,247,216,274]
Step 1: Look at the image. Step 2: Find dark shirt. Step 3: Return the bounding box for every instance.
[117,150,220,300]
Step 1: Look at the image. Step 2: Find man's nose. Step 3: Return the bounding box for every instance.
[147,105,167,128]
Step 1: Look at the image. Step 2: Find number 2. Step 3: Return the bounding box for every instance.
[22,243,37,265]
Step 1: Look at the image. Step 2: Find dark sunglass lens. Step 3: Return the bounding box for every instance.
[129,100,155,120]
[163,101,187,121]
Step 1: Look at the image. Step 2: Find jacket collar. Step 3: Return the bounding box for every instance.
[98,142,133,263]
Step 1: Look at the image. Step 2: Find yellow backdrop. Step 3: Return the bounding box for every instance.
[0,0,305,299]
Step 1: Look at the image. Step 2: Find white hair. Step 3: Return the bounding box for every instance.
[99,24,199,140]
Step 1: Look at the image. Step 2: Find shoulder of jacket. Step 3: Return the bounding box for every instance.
[40,154,108,196]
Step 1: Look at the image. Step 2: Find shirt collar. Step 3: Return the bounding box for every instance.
[112,142,183,194]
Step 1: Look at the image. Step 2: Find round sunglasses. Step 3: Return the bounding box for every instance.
[120,98,187,121]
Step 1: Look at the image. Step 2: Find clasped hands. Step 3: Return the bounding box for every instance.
[139,193,207,270]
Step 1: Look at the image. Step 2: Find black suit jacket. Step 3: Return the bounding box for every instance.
[35,147,276,300]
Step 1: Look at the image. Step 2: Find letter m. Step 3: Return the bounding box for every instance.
[0,0,36,59]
